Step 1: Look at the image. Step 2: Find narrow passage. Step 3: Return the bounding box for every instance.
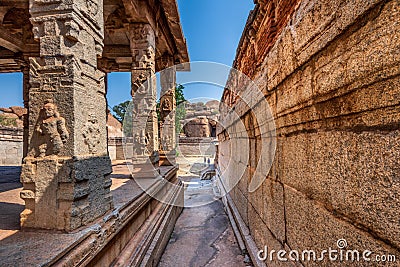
[158,163,251,267]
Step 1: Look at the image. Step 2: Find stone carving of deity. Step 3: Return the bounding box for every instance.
[83,115,101,154]
[35,100,69,157]
[134,131,149,156]
[162,135,172,151]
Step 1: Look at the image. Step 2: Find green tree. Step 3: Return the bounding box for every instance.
[112,100,131,123]
[174,84,186,134]
[175,84,186,106]
[121,107,133,137]
[112,100,133,137]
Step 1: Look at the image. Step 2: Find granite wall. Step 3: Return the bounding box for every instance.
[218,0,400,266]
[0,127,23,166]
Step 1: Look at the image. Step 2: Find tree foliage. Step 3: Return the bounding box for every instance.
[174,84,186,134]
[0,115,17,127]
[175,84,186,106]
[112,100,131,123]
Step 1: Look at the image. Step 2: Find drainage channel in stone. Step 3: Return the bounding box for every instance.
[158,159,253,267]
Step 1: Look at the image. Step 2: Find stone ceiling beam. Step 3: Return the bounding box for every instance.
[103,45,131,58]
[121,0,154,25]
[0,25,25,52]
[0,0,28,9]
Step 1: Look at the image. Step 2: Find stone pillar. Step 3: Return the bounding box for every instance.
[159,56,176,166]
[20,0,113,231]
[128,23,159,178]
[22,63,30,159]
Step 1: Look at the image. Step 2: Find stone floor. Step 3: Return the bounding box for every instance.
[0,166,23,240]
[158,169,250,267]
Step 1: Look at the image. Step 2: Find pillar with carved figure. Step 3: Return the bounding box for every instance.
[20,0,113,231]
[128,23,160,178]
[159,56,177,166]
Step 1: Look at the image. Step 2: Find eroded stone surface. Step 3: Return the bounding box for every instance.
[218,0,400,265]
[158,183,246,267]
[19,0,113,231]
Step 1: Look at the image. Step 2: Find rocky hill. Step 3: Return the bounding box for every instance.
[181,100,219,138]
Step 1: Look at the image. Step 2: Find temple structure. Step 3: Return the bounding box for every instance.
[0,0,189,265]
[217,0,400,266]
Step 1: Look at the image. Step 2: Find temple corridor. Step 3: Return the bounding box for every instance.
[1,0,400,266]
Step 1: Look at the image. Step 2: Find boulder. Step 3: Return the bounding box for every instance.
[10,106,27,118]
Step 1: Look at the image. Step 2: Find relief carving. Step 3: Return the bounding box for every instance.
[83,115,101,154]
[132,47,155,69]
[144,47,155,68]
[65,20,80,41]
[161,98,172,112]
[129,24,156,69]
[33,0,62,4]
[161,88,174,114]
[160,54,173,70]
[161,135,173,151]
[86,0,99,16]
[133,130,149,157]
[131,73,148,96]
[129,24,155,43]
[34,99,69,157]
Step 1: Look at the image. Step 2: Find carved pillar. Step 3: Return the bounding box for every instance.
[22,62,30,159]
[159,56,176,166]
[128,23,159,178]
[20,0,113,231]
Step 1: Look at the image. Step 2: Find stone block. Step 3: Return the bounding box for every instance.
[276,64,313,115]
[285,186,399,267]
[280,130,400,249]
[232,187,249,226]
[248,181,264,219]
[262,179,286,244]
[247,202,290,267]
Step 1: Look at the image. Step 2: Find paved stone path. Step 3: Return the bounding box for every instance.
[0,166,23,240]
[158,173,249,267]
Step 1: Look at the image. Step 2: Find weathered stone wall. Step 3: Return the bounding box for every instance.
[183,117,212,137]
[178,137,216,157]
[0,127,23,166]
[219,0,400,265]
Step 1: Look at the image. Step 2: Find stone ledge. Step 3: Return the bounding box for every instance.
[0,127,23,142]
[0,164,182,267]
[215,168,267,267]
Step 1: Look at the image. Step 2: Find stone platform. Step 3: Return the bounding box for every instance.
[0,161,183,266]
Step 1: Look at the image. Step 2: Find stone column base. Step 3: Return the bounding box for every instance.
[20,156,113,231]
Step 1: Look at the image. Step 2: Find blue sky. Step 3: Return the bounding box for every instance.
[0,0,254,109]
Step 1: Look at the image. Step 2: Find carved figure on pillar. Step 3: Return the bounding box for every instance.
[162,135,172,151]
[34,99,68,157]
[131,73,148,96]
[159,60,177,166]
[134,130,149,156]
[20,0,114,231]
[161,96,172,116]
[83,115,101,154]
[128,22,160,175]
